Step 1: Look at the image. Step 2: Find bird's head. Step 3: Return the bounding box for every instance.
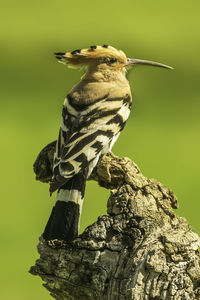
[54,45,173,73]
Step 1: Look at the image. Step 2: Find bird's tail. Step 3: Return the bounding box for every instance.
[42,174,86,243]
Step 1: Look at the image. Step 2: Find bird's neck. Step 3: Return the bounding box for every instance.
[82,66,127,84]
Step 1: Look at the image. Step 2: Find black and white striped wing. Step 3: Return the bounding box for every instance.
[50,94,131,193]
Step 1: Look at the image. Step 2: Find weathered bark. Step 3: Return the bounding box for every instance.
[30,142,200,300]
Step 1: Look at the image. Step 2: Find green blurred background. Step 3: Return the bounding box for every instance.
[1,0,200,299]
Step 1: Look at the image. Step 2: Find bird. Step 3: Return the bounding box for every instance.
[42,45,173,244]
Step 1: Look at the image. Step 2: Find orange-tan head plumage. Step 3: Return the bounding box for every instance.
[54,45,173,71]
[55,45,127,70]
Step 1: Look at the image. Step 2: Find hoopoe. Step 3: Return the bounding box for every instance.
[42,45,172,243]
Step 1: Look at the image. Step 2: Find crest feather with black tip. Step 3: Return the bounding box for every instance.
[54,45,127,68]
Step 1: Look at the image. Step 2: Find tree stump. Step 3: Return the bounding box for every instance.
[30,141,200,300]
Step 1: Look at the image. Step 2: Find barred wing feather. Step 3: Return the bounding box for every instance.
[50,94,131,193]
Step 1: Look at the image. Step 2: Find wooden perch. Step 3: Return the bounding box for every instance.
[30,142,200,300]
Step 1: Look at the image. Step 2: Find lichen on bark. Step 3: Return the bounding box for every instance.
[30,142,200,300]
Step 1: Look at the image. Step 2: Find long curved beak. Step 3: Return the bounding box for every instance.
[127,58,173,69]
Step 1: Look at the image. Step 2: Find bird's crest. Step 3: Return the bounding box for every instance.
[55,45,127,68]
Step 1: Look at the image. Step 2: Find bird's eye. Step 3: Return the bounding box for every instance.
[99,57,118,64]
[109,57,117,64]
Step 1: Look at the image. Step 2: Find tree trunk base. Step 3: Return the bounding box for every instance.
[30,143,200,299]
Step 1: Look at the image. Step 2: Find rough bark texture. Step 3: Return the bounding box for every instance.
[30,141,200,300]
